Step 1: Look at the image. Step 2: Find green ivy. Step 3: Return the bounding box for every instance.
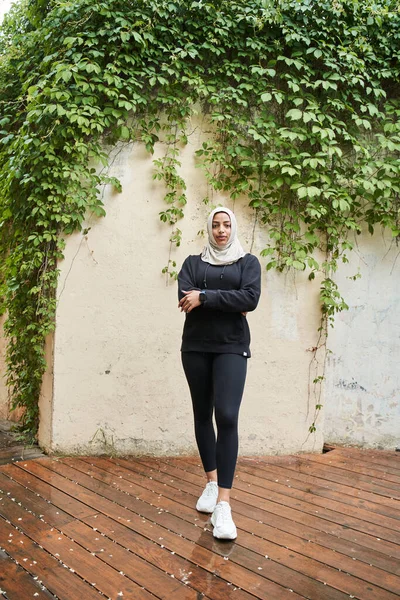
[0,0,399,436]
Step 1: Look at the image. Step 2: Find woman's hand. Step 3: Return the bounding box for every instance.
[179,290,201,313]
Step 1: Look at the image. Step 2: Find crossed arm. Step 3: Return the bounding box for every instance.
[178,255,261,314]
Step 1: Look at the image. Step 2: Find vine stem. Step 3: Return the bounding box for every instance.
[249,209,258,254]
[165,240,173,286]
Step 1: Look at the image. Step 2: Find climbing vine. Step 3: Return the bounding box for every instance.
[0,0,399,436]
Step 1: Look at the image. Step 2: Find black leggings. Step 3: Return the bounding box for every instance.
[181,352,247,489]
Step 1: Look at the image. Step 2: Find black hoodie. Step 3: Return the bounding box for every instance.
[178,253,261,357]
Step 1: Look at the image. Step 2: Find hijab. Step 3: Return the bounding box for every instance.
[201,207,246,266]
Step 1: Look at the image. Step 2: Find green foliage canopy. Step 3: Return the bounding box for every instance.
[0,0,399,434]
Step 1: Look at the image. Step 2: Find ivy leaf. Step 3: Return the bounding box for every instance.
[63,37,77,46]
[120,126,130,139]
[261,92,272,102]
[297,186,321,199]
[292,260,305,270]
[285,108,303,120]
[61,70,72,83]
[281,166,297,176]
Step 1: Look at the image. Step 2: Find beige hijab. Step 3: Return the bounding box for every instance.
[201,207,246,266]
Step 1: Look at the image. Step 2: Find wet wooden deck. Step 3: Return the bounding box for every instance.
[0,447,399,599]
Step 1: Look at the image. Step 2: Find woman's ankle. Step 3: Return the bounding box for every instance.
[217,487,231,504]
[206,469,218,483]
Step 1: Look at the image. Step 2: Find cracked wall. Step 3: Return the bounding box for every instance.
[324,233,400,449]
[42,126,325,456]
[37,120,399,454]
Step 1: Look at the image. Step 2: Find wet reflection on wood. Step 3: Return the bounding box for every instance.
[0,448,399,599]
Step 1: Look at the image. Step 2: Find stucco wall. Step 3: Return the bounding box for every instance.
[2,122,397,453]
[324,230,400,448]
[42,129,325,455]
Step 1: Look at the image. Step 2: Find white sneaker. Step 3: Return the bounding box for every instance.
[211,501,237,539]
[196,481,218,513]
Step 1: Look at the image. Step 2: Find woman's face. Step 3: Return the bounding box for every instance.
[212,212,231,247]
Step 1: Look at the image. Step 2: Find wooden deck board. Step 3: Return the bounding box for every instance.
[165,457,400,554]
[305,453,400,484]
[0,448,399,600]
[0,445,44,467]
[290,455,400,498]
[57,459,357,600]
[0,548,56,600]
[235,457,400,513]
[138,456,400,576]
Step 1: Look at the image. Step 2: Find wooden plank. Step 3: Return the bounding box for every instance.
[0,472,75,527]
[72,454,390,597]
[0,518,106,600]
[318,451,400,480]
[2,464,239,599]
[164,456,400,560]
[137,456,400,576]
[52,520,204,600]
[331,448,400,471]
[1,451,399,600]
[0,549,55,600]
[9,458,298,600]
[264,454,400,500]
[59,456,400,600]
[252,456,400,499]
[231,462,400,526]
[125,456,400,595]
[0,463,98,520]
[55,476,272,600]
[33,458,308,600]
[255,454,400,500]
[235,464,400,523]
[0,492,157,600]
[298,454,400,490]
[165,456,400,547]
[62,516,253,600]
[0,446,44,467]
[236,458,400,516]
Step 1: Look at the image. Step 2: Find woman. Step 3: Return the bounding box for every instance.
[178,207,261,540]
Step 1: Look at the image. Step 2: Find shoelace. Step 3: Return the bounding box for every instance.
[216,503,231,523]
[204,483,217,496]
